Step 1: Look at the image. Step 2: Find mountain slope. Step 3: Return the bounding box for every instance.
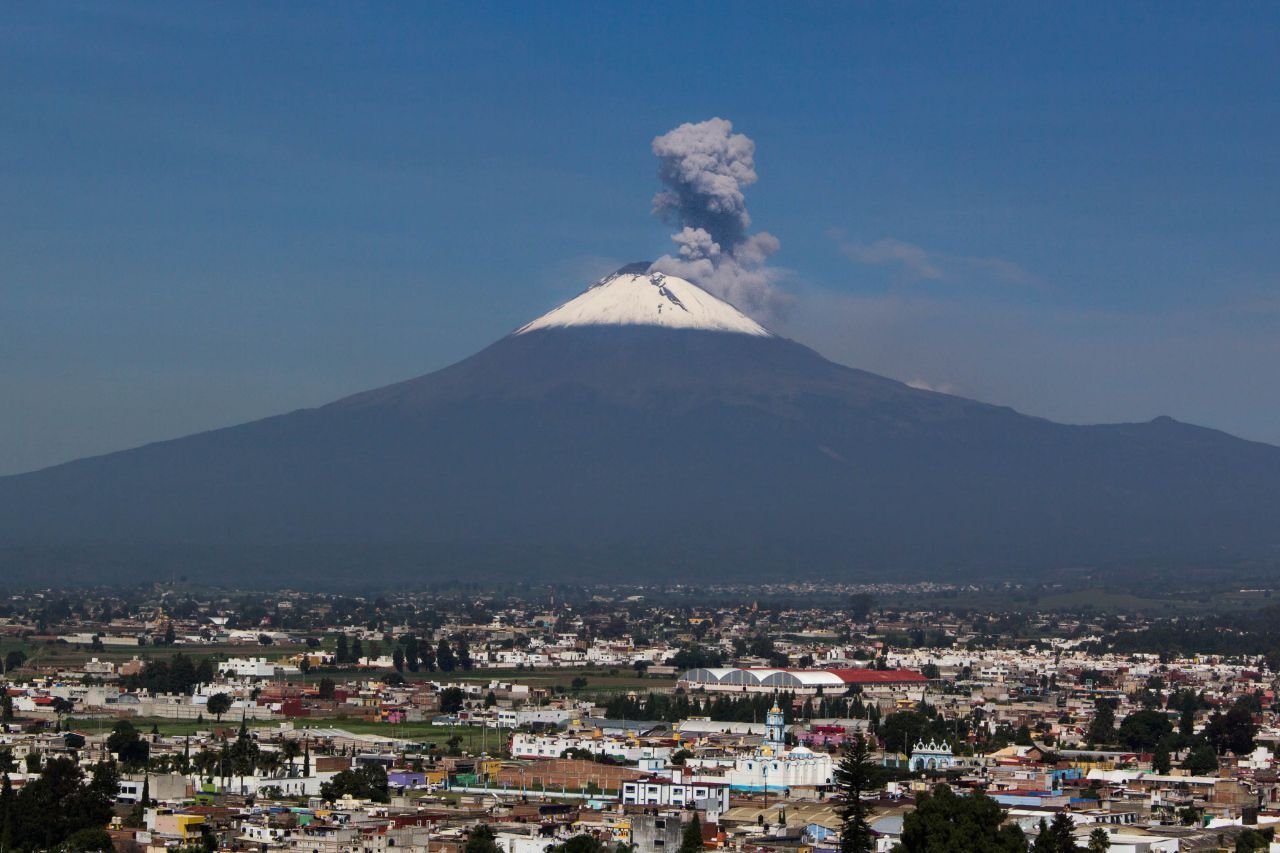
[1,272,1277,584]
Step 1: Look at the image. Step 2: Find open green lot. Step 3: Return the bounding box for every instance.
[2,637,674,694]
[63,716,510,754]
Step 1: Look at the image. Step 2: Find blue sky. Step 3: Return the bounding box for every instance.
[3,2,1278,474]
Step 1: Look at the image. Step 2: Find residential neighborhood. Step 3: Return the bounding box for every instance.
[4,583,1280,851]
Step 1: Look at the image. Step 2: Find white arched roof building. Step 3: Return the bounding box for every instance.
[678,667,928,695]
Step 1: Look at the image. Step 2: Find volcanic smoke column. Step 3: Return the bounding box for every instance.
[648,118,788,320]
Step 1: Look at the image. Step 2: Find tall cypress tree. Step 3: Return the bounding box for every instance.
[437,639,457,672]
[1152,739,1171,775]
[1032,813,1078,852]
[0,772,13,853]
[336,635,350,665]
[678,812,705,853]
[833,734,875,853]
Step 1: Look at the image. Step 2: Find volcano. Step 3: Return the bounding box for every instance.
[2,267,1278,585]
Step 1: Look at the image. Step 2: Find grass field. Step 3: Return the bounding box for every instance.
[1,639,302,668]
[2,637,675,697]
[64,716,509,753]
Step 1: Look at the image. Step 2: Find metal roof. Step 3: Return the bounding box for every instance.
[680,667,926,687]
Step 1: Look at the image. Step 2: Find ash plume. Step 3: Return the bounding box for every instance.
[647,118,789,320]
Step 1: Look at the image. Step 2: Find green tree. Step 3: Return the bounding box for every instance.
[1152,740,1172,774]
[894,785,1025,853]
[1,772,14,853]
[440,687,465,714]
[1175,690,1200,737]
[879,711,933,754]
[319,765,390,804]
[1031,813,1080,852]
[833,735,875,853]
[1031,818,1053,852]
[679,813,704,853]
[107,720,149,770]
[205,692,232,721]
[1087,828,1110,852]
[1117,709,1172,752]
[437,639,457,672]
[1204,699,1258,756]
[192,749,220,779]
[194,658,214,685]
[456,636,473,671]
[59,826,114,851]
[546,836,607,853]
[335,634,350,664]
[464,824,500,853]
[1235,828,1273,852]
[281,740,301,775]
[7,758,116,851]
[1182,738,1218,775]
[403,634,421,672]
[1087,699,1117,746]
[229,729,259,780]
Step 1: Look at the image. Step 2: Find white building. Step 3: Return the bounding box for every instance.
[510,731,671,763]
[621,772,730,814]
[685,704,834,793]
[498,708,573,728]
[221,657,296,678]
[909,740,956,772]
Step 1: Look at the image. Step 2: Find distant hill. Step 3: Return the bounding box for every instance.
[2,269,1277,586]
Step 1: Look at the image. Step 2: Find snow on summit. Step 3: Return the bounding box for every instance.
[515,269,772,337]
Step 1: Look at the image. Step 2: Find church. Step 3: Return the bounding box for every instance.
[686,703,835,794]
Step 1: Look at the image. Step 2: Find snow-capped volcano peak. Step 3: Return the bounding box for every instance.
[515,267,772,337]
